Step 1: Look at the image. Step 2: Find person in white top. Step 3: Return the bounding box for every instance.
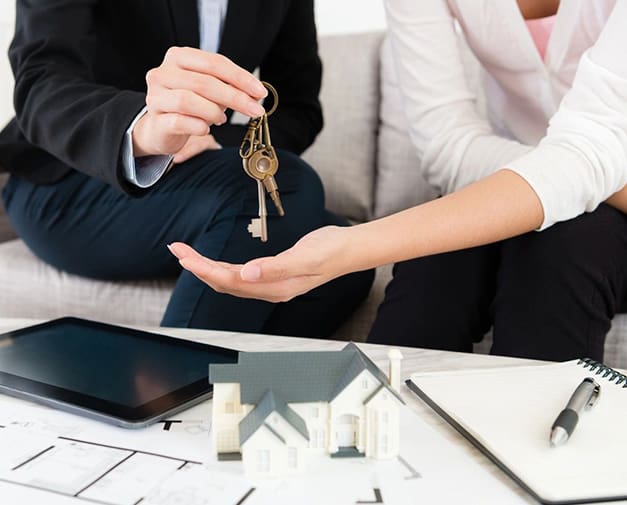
[168,0,627,361]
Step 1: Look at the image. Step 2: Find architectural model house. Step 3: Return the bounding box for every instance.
[209,343,404,478]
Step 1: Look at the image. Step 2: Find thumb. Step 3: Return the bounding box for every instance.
[240,251,306,283]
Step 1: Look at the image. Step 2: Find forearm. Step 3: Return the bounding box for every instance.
[606,186,627,214]
[171,169,542,303]
[345,169,544,271]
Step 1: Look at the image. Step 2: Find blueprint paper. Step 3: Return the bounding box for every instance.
[0,393,529,504]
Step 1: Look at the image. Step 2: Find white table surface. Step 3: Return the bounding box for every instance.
[0,318,618,504]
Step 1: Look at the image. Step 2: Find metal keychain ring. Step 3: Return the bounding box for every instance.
[261,81,278,117]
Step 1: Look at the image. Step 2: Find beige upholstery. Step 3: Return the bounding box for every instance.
[375,37,437,218]
[303,32,382,222]
[0,240,172,325]
[1,29,627,369]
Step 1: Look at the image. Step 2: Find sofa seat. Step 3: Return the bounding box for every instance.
[0,239,173,326]
[0,237,394,341]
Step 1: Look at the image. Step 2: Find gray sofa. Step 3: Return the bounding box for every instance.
[2,32,627,369]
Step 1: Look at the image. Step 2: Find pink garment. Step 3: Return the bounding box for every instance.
[525,14,556,60]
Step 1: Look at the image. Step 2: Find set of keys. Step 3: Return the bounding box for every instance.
[239,82,284,242]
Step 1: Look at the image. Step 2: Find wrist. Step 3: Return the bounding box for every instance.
[335,224,373,275]
[131,113,153,157]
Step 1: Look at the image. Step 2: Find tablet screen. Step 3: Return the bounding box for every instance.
[0,318,239,425]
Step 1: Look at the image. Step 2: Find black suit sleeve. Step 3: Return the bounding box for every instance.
[212,0,323,155]
[10,0,146,194]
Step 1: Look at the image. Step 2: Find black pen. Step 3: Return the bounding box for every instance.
[550,377,601,447]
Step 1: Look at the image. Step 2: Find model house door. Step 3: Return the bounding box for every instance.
[336,414,358,447]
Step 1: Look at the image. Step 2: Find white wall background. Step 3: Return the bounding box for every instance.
[0,0,386,126]
[315,0,386,35]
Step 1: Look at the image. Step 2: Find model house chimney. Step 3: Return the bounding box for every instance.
[387,348,403,392]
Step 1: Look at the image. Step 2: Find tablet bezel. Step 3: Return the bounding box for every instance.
[0,317,239,428]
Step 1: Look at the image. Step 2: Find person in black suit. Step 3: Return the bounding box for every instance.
[0,0,373,336]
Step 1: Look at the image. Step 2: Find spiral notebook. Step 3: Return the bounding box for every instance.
[407,359,627,505]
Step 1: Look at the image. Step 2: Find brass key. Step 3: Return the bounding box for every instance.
[239,82,284,242]
[247,180,268,242]
[246,115,284,215]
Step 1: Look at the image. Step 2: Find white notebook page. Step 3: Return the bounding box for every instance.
[410,361,627,503]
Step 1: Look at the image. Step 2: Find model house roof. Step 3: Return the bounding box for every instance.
[210,342,404,406]
[239,390,309,445]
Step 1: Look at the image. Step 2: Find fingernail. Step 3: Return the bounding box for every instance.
[252,81,267,97]
[167,243,180,258]
[248,102,265,117]
[241,264,261,281]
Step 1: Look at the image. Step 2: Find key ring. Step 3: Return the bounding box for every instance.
[239,82,278,159]
[261,81,278,117]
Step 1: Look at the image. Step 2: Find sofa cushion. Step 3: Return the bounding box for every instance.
[0,239,173,326]
[375,37,438,218]
[302,32,383,223]
[0,238,389,343]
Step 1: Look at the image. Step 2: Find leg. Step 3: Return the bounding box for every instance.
[367,244,499,352]
[492,204,627,362]
[2,148,372,336]
[161,149,373,336]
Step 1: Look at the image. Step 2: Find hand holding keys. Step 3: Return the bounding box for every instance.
[239,82,284,242]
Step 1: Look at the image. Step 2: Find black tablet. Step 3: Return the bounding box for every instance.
[0,317,239,428]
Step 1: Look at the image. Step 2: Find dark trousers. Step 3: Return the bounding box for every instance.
[368,204,627,362]
[2,148,374,337]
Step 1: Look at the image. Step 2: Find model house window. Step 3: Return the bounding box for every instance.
[317,429,325,448]
[311,406,319,418]
[224,402,234,414]
[382,412,389,424]
[380,435,388,455]
[217,429,237,450]
[310,429,325,448]
[311,429,318,448]
[257,450,270,473]
[362,378,368,389]
[288,447,298,468]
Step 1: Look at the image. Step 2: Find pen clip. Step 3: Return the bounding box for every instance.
[585,379,601,410]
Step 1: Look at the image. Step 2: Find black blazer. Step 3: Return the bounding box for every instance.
[0,0,322,195]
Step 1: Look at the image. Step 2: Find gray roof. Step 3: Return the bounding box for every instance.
[239,390,309,445]
[210,342,404,406]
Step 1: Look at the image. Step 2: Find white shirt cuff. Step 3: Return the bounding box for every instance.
[122,107,173,188]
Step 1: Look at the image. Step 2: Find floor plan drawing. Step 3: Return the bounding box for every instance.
[0,393,529,505]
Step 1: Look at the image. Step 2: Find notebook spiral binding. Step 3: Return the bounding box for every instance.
[578,358,627,388]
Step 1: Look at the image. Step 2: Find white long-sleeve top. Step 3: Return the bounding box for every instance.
[385,0,627,229]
